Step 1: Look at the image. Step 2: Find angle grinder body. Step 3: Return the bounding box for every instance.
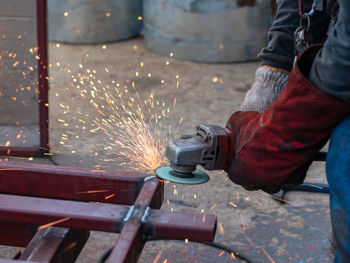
[155,124,233,184]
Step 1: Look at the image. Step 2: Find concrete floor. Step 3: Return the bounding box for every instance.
[0,37,334,262]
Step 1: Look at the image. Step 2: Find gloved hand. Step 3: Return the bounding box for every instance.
[240,66,289,113]
[225,46,350,193]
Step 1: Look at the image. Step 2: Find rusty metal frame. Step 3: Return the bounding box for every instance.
[0,0,49,157]
[0,161,217,263]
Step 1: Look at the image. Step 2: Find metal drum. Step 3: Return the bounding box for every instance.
[48,0,142,44]
[143,0,271,62]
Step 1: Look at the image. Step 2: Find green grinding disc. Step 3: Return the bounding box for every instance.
[155,166,209,185]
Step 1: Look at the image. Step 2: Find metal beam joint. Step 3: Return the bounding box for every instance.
[122,205,151,226]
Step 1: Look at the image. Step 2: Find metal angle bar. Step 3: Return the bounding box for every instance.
[0,194,127,233]
[19,227,89,263]
[0,161,146,205]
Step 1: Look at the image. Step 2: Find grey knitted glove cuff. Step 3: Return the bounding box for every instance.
[240,66,289,113]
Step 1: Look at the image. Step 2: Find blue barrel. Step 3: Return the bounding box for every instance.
[144,0,271,62]
[48,0,142,44]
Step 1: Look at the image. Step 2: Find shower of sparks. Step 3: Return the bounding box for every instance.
[111,112,169,173]
[54,55,179,173]
[0,35,41,151]
[93,87,170,172]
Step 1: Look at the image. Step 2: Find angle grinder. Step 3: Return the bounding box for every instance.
[155,124,233,184]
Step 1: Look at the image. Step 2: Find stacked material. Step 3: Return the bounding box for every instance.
[144,0,271,62]
[48,0,142,44]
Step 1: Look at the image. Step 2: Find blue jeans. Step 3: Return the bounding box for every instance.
[327,115,350,262]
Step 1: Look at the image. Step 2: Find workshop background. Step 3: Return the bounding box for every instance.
[0,0,334,262]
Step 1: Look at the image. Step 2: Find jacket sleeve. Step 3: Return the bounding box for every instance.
[226,46,350,193]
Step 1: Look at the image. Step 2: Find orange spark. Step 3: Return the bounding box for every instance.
[64,242,76,252]
[218,222,224,234]
[152,252,162,263]
[229,201,238,208]
[75,190,109,194]
[210,201,217,211]
[38,217,70,230]
[105,194,116,200]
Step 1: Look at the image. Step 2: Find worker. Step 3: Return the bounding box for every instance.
[226,0,350,261]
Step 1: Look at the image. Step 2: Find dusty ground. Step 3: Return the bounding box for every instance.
[0,37,333,262]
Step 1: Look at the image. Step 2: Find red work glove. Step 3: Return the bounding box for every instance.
[225,46,350,193]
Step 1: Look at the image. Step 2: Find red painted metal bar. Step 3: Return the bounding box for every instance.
[106,179,163,263]
[36,0,49,154]
[134,178,163,209]
[146,210,217,242]
[0,194,127,233]
[0,147,41,158]
[0,193,216,239]
[0,221,37,247]
[19,227,89,263]
[0,165,217,262]
[0,161,145,205]
[108,222,144,263]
